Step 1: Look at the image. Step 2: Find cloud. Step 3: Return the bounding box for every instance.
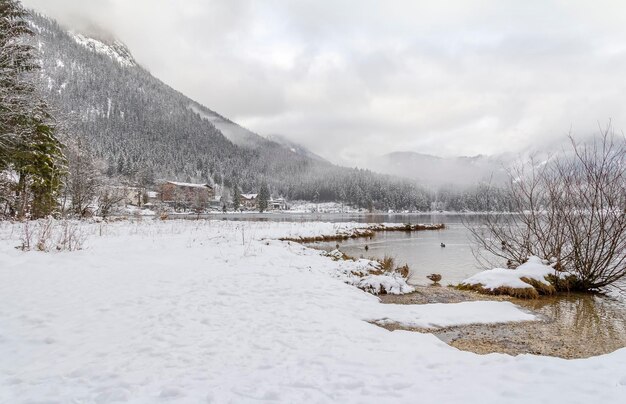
[22,0,626,166]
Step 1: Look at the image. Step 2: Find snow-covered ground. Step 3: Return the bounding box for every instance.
[286,201,362,213]
[1,220,625,403]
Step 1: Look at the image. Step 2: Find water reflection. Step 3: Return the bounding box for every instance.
[517,293,626,347]
[310,221,485,286]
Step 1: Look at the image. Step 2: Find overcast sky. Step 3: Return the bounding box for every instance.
[23,0,626,166]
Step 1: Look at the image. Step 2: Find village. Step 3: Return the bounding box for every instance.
[116,180,288,215]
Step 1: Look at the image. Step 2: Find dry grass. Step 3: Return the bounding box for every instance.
[457,283,540,299]
[379,255,395,272]
[280,230,375,243]
[369,223,445,232]
[281,223,445,243]
[18,219,87,252]
[369,256,410,279]
[520,277,557,296]
[457,270,559,299]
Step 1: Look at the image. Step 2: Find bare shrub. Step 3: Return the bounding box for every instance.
[96,186,127,219]
[470,127,626,292]
[18,218,87,252]
[55,221,87,251]
[18,220,33,251]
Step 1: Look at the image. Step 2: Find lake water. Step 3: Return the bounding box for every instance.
[199,212,488,284]
[303,213,490,285]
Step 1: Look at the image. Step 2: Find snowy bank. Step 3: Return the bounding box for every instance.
[459,256,558,298]
[321,249,414,295]
[367,301,536,329]
[1,221,625,403]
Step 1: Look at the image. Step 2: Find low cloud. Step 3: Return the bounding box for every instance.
[23,0,626,166]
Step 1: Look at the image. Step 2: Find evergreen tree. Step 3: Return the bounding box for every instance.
[0,0,37,165]
[231,180,241,211]
[258,181,269,213]
[0,0,66,218]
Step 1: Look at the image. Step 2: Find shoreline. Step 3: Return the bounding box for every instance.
[379,286,626,359]
[279,223,445,243]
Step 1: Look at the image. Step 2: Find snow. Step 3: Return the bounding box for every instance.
[358,273,417,295]
[166,181,211,189]
[368,301,535,328]
[320,250,414,295]
[1,221,625,403]
[122,206,157,216]
[70,32,136,68]
[241,193,258,199]
[461,256,557,290]
[0,170,19,184]
[288,201,362,213]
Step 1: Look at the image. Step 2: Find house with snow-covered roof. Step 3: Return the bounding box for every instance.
[239,193,258,210]
[159,181,214,211]
[269,197,287,210]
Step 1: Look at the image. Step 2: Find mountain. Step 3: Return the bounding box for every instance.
[28,13,434,210]
[188,103,266,148]
[370,151,508,186]
[266,135,329,163]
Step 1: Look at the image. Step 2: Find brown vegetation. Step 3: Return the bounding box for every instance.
[457,274,556,299]
[280,223,444,243]
[379,255,395,271]
[457,283,541,299]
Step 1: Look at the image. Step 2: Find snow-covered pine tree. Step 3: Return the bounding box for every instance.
[258,181,269,213]
[0,0,37,165]
[0,0,65,218]
[232,180,241,211]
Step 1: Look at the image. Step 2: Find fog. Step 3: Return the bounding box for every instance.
[23,0,626,167]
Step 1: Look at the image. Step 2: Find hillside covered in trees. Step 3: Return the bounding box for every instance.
[25,12,509,212]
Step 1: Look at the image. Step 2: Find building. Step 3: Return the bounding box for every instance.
[146,191,160,203]
[269,198,287,210]
[239,193,258,210]
[160,181,214,211]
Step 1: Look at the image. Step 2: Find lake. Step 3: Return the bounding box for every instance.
[302,213,491,285]
[196,212,490,284]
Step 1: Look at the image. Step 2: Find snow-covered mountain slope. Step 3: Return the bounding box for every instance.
[69,32,135,68]
[29,13,432,209]
[188,103,266,148]
[267,134,329,163]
